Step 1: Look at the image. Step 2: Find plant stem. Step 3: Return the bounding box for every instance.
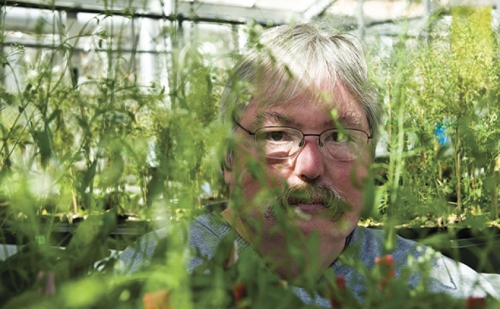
[72,190,78,214]
[456,144,462,215]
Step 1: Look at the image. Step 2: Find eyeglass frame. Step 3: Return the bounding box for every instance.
[233,120,373,161]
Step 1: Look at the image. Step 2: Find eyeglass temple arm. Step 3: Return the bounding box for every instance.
[234,121,255,136]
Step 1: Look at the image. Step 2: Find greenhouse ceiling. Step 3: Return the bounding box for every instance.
[3,0,500,51]
[3,0,500,27]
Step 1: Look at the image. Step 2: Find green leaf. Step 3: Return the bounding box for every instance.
[34,128,51,167]
[46,109,61,124]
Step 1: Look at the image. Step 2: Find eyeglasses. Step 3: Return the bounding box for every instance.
[234,121,372,161]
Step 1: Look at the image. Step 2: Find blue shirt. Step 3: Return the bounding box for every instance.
[118,211,498,306]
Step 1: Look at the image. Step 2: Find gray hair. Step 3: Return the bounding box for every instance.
[219,23,381,144]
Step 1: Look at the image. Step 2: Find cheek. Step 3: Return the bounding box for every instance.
[240,174,262,198]
[229,153,283,198]
[240,166,284,199]
[348,153,371,187]
[329,161,368,207]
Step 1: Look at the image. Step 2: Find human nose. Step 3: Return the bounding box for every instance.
[293,136,325,183]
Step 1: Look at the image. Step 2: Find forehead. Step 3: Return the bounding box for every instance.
[242,83,368,130]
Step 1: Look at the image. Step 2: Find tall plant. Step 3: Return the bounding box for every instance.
[370,6,500,227]
[0,2,225,306]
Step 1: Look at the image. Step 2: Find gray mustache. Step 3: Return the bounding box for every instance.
[263,184,349,222]
[278,184,345,209]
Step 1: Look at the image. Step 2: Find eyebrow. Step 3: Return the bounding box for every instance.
[254,112,294,128]
[335,112,365,129]
[254,111,365,130]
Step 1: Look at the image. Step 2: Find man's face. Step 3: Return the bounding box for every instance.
[224,83,372,240]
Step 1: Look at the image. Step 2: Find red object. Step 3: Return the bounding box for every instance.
[142,290,171,309]
[233,282,247,302]
[375,255,394,270]
[329,275,346,308]
[466,296,487,309]
[336,275,346,290]
[375,255,395,291]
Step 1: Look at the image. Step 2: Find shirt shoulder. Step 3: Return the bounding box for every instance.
[426,251,499,298]
[116,209,228,274]
[338,226,498,299]
[116,227,168,274]
[189,212,231,257]
[341,226,420,269]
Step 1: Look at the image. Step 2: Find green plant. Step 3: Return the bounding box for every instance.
[367,6,500,228]
[1,2,499,308]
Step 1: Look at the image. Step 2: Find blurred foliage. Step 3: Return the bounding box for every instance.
[367,5,500,229]
[0,1,499,308]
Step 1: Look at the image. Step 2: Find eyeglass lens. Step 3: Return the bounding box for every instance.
[253,127,367,160]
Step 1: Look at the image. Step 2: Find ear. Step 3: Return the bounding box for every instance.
[223,151,234,187]
[223,167,233,187]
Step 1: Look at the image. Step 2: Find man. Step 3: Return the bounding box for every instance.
[119,23,497,306]
[218,22,377,283]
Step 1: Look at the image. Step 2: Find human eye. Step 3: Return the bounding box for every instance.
[259,128,293,142]
[324,130,350,143]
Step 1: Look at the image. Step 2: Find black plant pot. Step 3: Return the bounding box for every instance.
[395,227,500,274]
[1,215,151,251]
[3,214,500,274]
